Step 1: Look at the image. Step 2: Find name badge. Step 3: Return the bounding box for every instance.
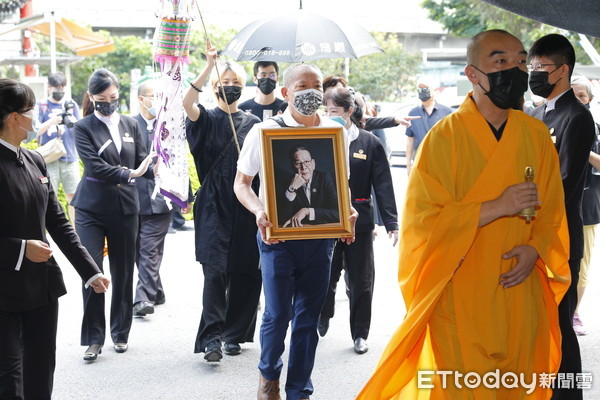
[123,133,134,143]
[353,151,367,160]
[39,176,49,184]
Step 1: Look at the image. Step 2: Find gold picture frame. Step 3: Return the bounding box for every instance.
[260,126,353,241]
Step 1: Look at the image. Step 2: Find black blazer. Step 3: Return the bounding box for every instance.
[279,169,339,225]
[71,113,151,215]
[132,114,171,215]
[0,146,100,312]
[349,129,398,234]
[529,88,596,259]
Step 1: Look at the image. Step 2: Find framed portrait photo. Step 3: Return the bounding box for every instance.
[259,126,353,241]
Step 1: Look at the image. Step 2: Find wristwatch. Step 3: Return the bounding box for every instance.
[288,186,295,193]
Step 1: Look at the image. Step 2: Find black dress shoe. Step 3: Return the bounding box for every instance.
[133,301,154,316]
[114,343,128,353]
[354,338,368,354]
[317,317,329,337]
[175,224,194,231]
[83,344,102,361]
[155,295,166,305]
[204,339,223,362]
[224,342,242,356]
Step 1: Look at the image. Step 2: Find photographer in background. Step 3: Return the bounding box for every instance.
[37,71,81,223]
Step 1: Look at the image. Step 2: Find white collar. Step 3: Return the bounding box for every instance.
[348,123,360,142]
[94,110,120,126]
[0,137,18,155]
[281,108,323,127]
[545,89,570,113]
[141,114,155,125]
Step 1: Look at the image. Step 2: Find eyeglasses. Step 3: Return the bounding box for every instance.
[527,63,557,72]
[258,73,277,80]
[294,160,313,169]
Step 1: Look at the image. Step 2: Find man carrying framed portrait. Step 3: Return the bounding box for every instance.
[234,63,357,400]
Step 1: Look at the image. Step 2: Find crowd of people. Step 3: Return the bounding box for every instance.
[0,27,598,400]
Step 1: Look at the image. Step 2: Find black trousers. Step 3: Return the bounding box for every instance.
[135,213,171,304]
[321,232,374,340]
[194,263,262,353]
[551,257,582,400]
[171,204,186,228]
[0,300,58,400]
[76,209,138,345]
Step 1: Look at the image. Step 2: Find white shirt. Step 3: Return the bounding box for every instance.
[94,111,122,153]
[237,108,350,204]
[545,88,570,113]
[141,114,155,132]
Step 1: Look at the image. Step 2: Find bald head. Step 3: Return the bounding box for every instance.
[283,63,322,89]
[137,80,155,97]
[467,29,523,66]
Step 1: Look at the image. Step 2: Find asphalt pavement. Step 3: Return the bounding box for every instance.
[50,167,600,399]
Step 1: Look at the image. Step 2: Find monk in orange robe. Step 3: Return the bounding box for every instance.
[357,30,571,400]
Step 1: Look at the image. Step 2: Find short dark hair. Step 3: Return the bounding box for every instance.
[323,75,348,93]
[253,61,279,77]
[528,34,576,79]
[323,87,362,127]
[48,71,67,87]
[0,78,36,131]
[288,145,312,168]
[323,76,348,93]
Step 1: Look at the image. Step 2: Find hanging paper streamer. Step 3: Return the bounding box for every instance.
[151,0,193,208]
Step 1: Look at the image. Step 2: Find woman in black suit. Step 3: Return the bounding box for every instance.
[319,88,399,354]
[0,79,109,399]
[72,69,154,361]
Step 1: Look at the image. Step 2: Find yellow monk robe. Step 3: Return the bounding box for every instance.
[356,93,570,400]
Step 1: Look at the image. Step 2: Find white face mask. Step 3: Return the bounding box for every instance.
[292,88,323,116]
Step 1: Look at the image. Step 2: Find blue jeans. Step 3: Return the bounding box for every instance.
[257,234,335,400]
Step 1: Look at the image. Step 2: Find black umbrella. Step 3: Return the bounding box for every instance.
[481,0,600,38]
[222,8,383,62]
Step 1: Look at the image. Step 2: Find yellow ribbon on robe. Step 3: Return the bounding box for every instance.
[356,92,570,400]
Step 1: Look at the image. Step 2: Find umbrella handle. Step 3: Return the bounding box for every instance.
[193,0,241,155]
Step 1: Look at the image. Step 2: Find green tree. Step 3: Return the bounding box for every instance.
[349,32,420,102]
[421,0,598,63]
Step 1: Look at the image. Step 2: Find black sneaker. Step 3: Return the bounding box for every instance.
[223,342,242,356]
[204,339,223,362]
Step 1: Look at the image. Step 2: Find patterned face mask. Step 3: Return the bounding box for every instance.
[292,89,323,116]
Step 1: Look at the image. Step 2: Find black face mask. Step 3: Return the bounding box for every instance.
[94,99,119,116]
[529,68,561,98]
[257,78,277,95]
[472,65,529,110]
[52,91,65,102]
[217,86,242,105]
[417,87,431,102]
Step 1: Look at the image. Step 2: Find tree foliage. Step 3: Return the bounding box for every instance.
[349,32,420,102]
[421,0,599,63]
[34,23,419,105]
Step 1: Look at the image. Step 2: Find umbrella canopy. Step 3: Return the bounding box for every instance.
[0,13,115,56]
[222,9,383,62]
[480,0,600,38]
